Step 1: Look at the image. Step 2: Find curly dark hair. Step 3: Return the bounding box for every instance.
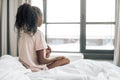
[32,6,42,17]
[15,3,41,35]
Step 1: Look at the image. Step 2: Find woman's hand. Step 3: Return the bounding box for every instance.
[46,45,51,58]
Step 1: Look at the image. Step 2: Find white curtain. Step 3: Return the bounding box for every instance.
[1,0,7,56]
[114,0,120,67]
[0,0,31,56]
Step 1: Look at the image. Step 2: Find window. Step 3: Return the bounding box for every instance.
[85,0,115,52]
[47,0,80,22]
[86,0,115,22]
[47,24,80,52]
[32,0,80,53]
[86,24,114,50]
[32,0,116,59]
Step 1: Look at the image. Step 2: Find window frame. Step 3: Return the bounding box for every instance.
[32,0,116,59]
[43,0,81,53]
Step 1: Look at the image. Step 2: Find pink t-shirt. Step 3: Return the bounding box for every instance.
[18,29,47,71]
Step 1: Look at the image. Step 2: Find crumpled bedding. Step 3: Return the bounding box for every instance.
[0,55,31,80]
[0,55,120,80]
[27,59,120,80]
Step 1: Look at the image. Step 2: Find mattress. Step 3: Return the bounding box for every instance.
[0,55,120,80]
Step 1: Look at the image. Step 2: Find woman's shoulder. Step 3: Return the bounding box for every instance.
[36,29,41,33]
[34,29,44,37]
[35,29,42,34]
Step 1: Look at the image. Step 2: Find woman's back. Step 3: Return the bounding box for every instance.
[18,30,47,69]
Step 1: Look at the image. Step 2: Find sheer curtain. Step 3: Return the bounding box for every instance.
[0,0,31,56]
[1,0,8,56]
[114,0,120,67]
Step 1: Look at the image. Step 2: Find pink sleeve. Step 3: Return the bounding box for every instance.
[35,30,47,51]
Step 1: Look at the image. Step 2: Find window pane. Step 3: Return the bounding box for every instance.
[86,0,115,22]
[86,24,115,50]
[47,0,80,22]
[47,24,80,52]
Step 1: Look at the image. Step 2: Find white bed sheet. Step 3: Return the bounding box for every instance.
[26,59,120,80]
[0,55,120,80]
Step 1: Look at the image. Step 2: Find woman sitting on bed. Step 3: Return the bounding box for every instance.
[15,3,70,72]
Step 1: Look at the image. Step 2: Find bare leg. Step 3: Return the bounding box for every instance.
[47,58,70,69]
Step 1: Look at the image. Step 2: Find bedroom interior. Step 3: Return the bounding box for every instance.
[0,0,120,80]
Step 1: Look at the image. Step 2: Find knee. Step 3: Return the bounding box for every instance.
[66,58,70,64]
[63,58,70,64]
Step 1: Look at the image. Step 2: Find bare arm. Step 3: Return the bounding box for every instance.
[36,49,53,64]
[36,49,64,64]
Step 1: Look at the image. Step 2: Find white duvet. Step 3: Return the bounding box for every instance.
[0,55,31,80]
[0,55,120,80]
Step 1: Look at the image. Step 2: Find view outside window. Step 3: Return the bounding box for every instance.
[47,0,80,52]
[86,0,115,50]
[86,0,115,22]
[47,24,80,52]
[32,0,115,52]
[86,24,114,50]
[47,0,80,22]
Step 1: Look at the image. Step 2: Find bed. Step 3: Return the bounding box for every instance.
[0,55,120,80]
